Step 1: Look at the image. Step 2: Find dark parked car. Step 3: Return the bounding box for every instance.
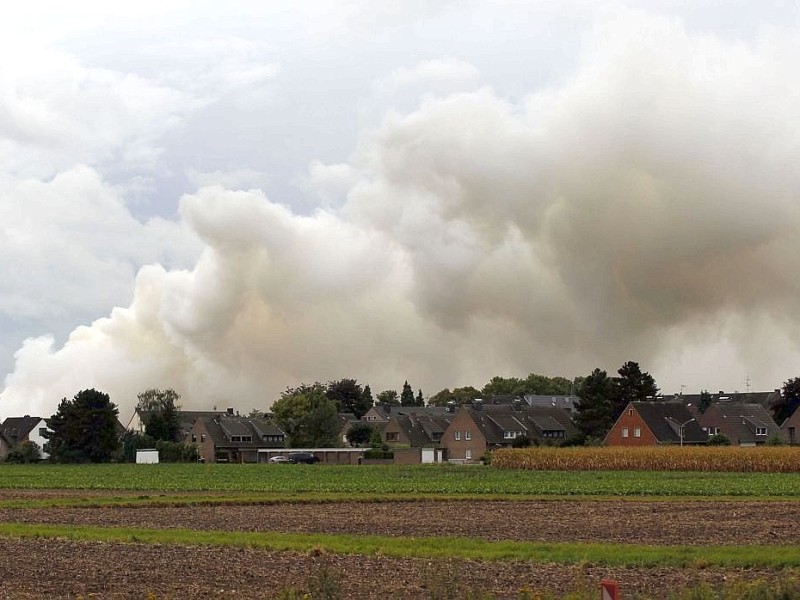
[288,452,319,464]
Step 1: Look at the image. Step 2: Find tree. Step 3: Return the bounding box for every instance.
[326,379,372,419]
[345,422,375,447]
[573,368,615,440]
[520,373,567,395]
[415,389,425,406]
[482,376,522,396]
[44,389,121,463]
[136,388,181,442]
[771,378,800,424]
[271,383,341,448]
[614,361,659,406]
[574,362,660,442]
[428,386,481,406]
[361,385,374,410]
[376,389,399,405]
[698,390,713,414]
[400,380,415,406]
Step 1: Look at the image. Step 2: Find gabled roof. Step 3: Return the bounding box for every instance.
[701,402,783,443]
[0,416,45,443]
[459,404,577,444]
[389,412,453,447]
[677,390,782,411]
[197,415,285,448]
[524,395,578,411]
[177,410,227,431]
[250,419,284,438]
[629,402,707,444]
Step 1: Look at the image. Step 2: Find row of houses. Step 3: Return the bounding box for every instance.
[608,398,787,447]
[2,389,796,464]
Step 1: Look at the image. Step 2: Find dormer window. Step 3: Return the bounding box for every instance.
[756,427,767,436]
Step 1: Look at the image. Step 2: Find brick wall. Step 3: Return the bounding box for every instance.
[442,409,486,462]
[605,406,657,446]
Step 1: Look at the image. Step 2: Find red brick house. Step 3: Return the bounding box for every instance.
[605,402,707,446]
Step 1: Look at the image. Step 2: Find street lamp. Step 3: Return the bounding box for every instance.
[667,416,696,447]
[677,417,695,447]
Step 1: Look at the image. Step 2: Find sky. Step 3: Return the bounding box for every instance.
[2,1,800,421]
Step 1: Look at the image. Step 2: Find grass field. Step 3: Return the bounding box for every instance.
[3,462,800,498]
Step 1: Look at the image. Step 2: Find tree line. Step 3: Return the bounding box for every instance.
[4,388,197,464]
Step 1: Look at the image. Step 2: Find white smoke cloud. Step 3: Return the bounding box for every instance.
[3,10,800,420]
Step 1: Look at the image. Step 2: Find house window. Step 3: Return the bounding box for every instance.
[465,449,472,461]
[465,430,472,440]
[756,427,767,436]
[386,432,399,442]
[455,431,461,441]
[39,427,47,437]
[633,427,641,438]
[622,427,629,438]
[200,434,206,442]
[503,431,517,440]
[191,434,197,443]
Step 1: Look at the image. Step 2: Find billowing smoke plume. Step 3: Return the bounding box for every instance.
[3,13,800,420]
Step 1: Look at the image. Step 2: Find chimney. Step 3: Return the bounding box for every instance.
[512,399,522,411]
[472,399,483,411]
[446,401,456,413]
[226,407,234,416]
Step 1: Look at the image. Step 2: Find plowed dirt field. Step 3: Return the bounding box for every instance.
[0,492,797,598]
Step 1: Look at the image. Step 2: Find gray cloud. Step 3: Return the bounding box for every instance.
[3,7,800,420]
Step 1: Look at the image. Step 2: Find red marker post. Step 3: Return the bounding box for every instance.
[600,579,620,600]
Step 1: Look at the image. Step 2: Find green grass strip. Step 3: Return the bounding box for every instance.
[1,522,799,568]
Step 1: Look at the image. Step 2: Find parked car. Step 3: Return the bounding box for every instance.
[268,455,290,463]
[288,452,319,464]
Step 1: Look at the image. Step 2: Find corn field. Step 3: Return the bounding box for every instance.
[492,446,800,472]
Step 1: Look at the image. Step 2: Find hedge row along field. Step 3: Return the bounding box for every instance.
[493,446,800,472]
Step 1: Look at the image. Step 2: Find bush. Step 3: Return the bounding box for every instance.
[707,434,731,446]
[5,441,41,463]
[121,431,198,463]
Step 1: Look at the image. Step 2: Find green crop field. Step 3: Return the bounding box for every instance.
[2,463,800,499]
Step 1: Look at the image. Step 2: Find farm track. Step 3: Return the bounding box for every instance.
[1,494,799,598]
